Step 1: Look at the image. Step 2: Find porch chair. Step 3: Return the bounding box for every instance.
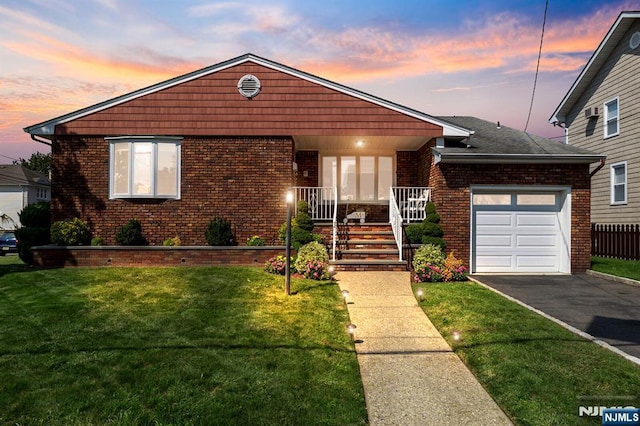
[402,189,430,222]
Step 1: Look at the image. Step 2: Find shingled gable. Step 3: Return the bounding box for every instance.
[24,53,470,140]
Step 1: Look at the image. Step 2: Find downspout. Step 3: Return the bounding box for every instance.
[590,158,605,177]
[30,134,52,147]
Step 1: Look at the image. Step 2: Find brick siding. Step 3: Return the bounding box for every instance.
[51,136,294,246]
[32,246,287,268]
[430,163,592,273]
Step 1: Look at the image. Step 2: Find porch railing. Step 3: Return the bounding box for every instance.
[389,188,403,261]
[392,187,432,223]
[292,186,338,260]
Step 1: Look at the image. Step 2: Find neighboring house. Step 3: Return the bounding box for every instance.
[0,164,50,230]
[25,53,603,273]
[550,11,640,225]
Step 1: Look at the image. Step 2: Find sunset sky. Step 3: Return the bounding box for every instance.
[2,0,639,161]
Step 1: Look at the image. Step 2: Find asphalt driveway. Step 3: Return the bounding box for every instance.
[471,274,640,361]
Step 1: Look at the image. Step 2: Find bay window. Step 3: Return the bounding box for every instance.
[108,137,181,199]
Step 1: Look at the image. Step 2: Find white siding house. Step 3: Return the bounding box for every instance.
[550,11,640,224]
[0,165,50,230]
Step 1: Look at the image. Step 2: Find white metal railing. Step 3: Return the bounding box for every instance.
[392,187,432,223]
[292,186,338,260]
[389,188,403,261]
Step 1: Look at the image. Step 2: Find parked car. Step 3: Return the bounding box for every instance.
[0,231,18,255]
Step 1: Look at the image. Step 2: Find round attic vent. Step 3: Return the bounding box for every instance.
[237,74,261,99]
[630,32,640,50]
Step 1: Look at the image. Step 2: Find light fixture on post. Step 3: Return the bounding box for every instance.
[285,190,294,296]
[452,330,461,341]
[416,288,424,302]
[341,289,350,305]
[346,323,357,342]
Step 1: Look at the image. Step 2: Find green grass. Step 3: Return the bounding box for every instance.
[413,281,640,425]
[0,264,366,425]
[591,256,640,281]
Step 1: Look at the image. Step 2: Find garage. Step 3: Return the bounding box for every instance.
[471,188,571,273]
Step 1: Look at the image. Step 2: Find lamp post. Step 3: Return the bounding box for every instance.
[285,190,293,295]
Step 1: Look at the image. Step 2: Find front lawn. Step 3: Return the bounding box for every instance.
[414,281,640,425]
[0,265,366,425]
[591,256,640,281]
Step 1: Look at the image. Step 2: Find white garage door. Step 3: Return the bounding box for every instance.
[472,191,569,273]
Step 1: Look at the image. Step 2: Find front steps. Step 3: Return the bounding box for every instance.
[315,222,408,271]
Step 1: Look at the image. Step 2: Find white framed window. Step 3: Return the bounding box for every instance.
[604,97,619,138]
[108,136,181,199]
[35,187,49,201]
[610,161,627,205]
[321,155,394,201]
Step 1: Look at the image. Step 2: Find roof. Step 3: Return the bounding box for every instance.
[0,165,50,187]
[550,11,640,124]
[24,53,471,139]
[433,116,604,164]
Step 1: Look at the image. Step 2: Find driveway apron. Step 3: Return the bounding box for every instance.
[336,271,512,426]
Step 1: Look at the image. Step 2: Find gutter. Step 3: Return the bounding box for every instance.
[434,152,606,164]
[589,158,606,177]
[30,134,52,147]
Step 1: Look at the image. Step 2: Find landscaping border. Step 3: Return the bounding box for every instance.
[32,245,288,268]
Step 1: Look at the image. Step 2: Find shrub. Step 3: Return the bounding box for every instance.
[412,244,446,271]
[15,202,51,264]
[115,219,148,246]
[205,218,237,246]
[265,255,292,275]
[18,201,50,228]
[246,235,266,246]
[91,237,104,246]
[414,264,443,283]
[163,236,181,246]
[300,259,329,280]
[294,241,329,275]
[441,251,468,282]
[295,200,315,232]
[405,201,446,248]
[15,227,50,265]
[413,247,468,283]
[50,218,91,246]
[279,202,321,250]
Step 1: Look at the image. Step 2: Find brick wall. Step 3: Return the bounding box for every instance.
[430,163,592,273]
[51,136,294,246]
[295,151,318,187]
[32,246,287,268]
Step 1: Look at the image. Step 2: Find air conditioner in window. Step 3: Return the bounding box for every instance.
[584,107,599,119]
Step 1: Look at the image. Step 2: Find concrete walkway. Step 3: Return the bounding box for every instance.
[336,271,512,426]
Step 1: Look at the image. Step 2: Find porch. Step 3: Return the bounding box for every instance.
[291,186,432,267]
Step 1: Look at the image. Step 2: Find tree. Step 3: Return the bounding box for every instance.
[14,152,52,176]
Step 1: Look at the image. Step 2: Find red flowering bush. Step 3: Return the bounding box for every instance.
[265,255,291,275]
[301,259,329,280]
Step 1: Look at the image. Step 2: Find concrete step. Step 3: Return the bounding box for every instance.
[330,259,408,272]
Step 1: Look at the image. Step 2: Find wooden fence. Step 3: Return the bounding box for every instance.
[591,223,640,260]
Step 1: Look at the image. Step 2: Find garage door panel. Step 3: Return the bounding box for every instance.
[476,255,514,269]
[516,255,557,268]
[516,214,557,227]
[516,234,557,248]
[476,213,513,227]
[476,235,513,248]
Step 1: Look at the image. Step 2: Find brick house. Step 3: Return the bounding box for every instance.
[24,54,603,273]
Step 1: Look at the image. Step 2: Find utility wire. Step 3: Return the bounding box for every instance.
[524,0,549,133]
